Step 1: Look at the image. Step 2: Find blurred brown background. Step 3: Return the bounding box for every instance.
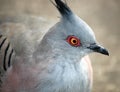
[0,0,120,92]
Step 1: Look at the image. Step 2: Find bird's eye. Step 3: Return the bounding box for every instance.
[66,36,81,47]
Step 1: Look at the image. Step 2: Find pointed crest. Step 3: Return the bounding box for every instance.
[50,0,73,17]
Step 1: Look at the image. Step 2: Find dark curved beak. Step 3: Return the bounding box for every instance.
[87,44,109,56]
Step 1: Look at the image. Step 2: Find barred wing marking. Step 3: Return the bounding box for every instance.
[0,35,14,71]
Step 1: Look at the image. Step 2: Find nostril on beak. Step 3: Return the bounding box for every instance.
[87,44,109,56]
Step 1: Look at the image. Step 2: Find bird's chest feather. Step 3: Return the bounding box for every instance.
[0,56,92,92]
[36,56,92,92]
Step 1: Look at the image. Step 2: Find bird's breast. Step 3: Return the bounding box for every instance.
[37,55,93,92]
[0,56,93,92]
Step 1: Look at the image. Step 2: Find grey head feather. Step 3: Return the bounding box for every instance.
[51,0,73,18]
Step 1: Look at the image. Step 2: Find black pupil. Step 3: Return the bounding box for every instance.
[73,40,77,43]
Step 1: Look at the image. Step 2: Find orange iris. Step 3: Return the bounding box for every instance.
[66,36,81,47]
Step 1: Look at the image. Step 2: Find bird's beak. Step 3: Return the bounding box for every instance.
[87,43,109,56]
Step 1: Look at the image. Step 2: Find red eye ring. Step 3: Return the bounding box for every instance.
[66,36,81,47]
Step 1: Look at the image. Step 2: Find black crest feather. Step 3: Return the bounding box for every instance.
[51,0,72,17]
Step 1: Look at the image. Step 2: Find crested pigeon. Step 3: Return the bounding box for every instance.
[0,0,109,92]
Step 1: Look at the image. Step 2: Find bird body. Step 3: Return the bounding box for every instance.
[1,55,92,92]
[0,0,109,92]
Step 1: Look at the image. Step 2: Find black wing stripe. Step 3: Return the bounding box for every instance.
[8,49,13,67]
[3,43,10,71]
[0,38,7,50]
[0,35,2,38]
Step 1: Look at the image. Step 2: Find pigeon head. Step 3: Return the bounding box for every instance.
[41,0,109,59]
